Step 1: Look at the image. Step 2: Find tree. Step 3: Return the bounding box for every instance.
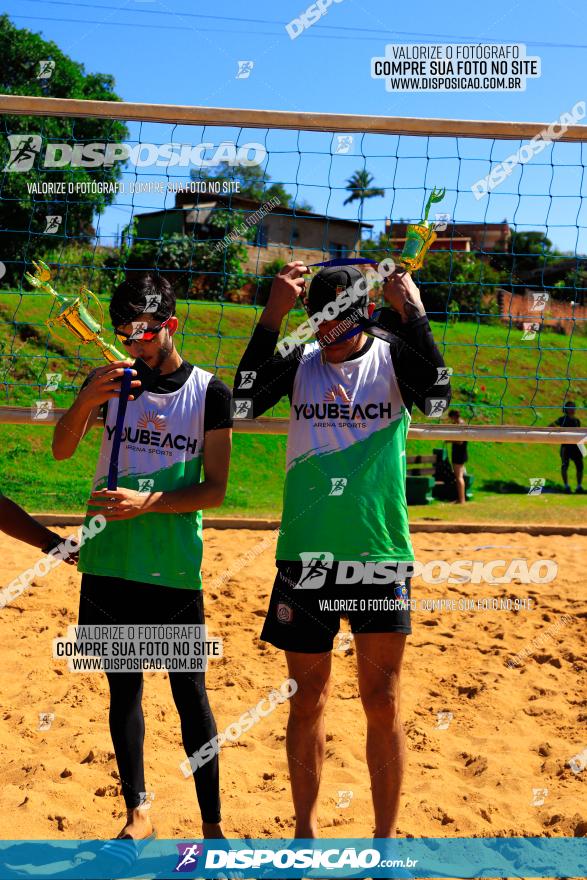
[345,231,501,319]
[415,251,501,318]
[360,231,394,265]
[343,170,385,239]
[191,163,313,211]
[490,230,562,276]
[0,15,128,284]
[108,210,252,301]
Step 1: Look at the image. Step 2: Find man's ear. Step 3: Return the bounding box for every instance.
[166,315,180,336]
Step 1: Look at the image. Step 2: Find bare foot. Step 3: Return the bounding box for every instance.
[117,807,154,840]
[202,821,225,839]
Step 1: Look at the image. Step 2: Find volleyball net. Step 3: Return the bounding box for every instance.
[0,95,585,439]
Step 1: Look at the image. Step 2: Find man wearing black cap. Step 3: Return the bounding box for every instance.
[234,260,450,839]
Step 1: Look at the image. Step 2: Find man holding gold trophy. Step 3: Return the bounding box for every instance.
[232,188,451,841]
[50,271,233,842]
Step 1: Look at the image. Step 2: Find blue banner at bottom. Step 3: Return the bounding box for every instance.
[0,837,584,879]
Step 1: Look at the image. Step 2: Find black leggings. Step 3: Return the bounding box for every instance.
[561,447,584,486]
[107,670,221,823]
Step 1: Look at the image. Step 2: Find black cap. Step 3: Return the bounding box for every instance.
[306,265,369,322]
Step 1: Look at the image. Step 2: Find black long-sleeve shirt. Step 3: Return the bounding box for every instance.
[233,313,451,417]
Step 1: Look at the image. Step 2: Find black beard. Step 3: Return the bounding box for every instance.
[154,337,174,370]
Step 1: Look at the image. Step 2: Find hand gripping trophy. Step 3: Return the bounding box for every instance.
[305,186,448,349]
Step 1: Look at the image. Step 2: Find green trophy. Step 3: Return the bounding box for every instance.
[25,260,124,363]
[399,186,446,272]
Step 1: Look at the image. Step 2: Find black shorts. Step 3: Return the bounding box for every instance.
[78,573,204,626]
[561,446,583,466]
[452,442,468,466]
[260,562,412,654]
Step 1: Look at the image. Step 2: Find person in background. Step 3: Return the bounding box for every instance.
[551,401,584,494]
[448,409,467,504]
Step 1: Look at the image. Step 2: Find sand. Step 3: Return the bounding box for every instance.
[0,528,585,840]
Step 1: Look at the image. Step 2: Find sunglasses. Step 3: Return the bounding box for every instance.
[115,317,170,346]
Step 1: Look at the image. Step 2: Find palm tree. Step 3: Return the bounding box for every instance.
[343,170,385,250]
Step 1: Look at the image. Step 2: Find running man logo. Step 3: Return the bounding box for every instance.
[435,366,453,385]
[329,477,347,496]
[434,212,451,232]
[237,370,257,390]
[43,372,62,392]
[522,322,540,341]
[335,632,354,652]
[38,712,55,731]
[138,791,155,809]
[568,747,587,775]
[37,59,55,79]
[128,321,149,341]
[32,400,53,421]
[174,843,204,872]
[294,551,334,589]
[44,215,62,233]
[528,477,546,496]
[138,478,155,493]
[4,134,42,172]
[232,399,253,419]
[531,787,548,807]
[426,398,448,418]
[324,383,351,403]
[236,60,254,79]
[336,789,354,808]
[435,711,453,730]
[335,135,354,154]
[143,292,162,313]
[531,292,550,312]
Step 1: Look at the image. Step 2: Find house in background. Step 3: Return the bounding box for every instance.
[385,218,511,257]
[133,192,372,272]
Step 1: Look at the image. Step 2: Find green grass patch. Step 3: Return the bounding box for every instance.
[1,293,585,522]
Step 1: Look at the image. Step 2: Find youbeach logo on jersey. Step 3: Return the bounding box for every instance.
[294,382,395,422]
[294,400,395,422]
[3,135,267,171]
[105,422,198,454]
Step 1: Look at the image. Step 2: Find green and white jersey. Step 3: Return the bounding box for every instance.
[78,366,212,590]
[275,337,414,563]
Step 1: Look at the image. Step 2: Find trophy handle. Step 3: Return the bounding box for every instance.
[25,259,59,296]
[79,287,104,327]
[423,187,446,222]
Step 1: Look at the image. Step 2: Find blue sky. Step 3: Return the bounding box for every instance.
[6,0,587,251]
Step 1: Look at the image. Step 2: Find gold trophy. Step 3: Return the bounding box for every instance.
[25,260,124,362]
[399,186,446,272]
